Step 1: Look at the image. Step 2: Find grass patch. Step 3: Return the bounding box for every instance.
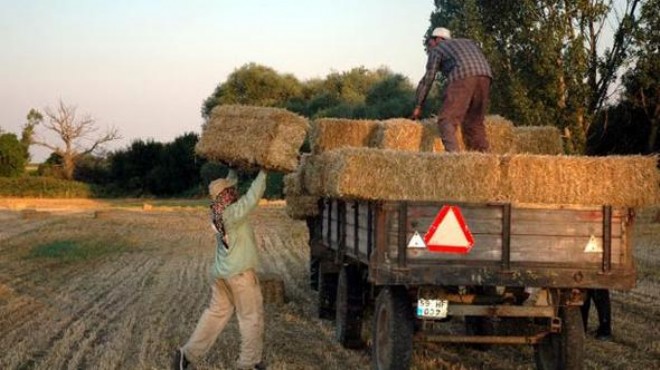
[28,239,126,262]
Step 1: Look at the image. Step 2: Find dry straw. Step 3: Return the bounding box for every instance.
[195,105,309,172]
[315,148,502,202]
[372,118,444,152]
[285,195,321,219]
[308,118,379,154]
[419,115,516,154]
[503,154,660,207]
[300,148,660,207]
[514,126,565,155]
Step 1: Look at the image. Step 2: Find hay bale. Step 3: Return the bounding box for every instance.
[372,118,445,152]
[303,148,660,207]
[20,209,49,220]
[301,154,332,195]
[309,118,379,154]
[484,115,516,154]
[503,154,660,207]
[514,126,564,155]
[312,148,501,202]
[285,195,320,219]
[283,154,311,196]
[195,105,309,172]
[259,273,285,305]
[283,173,303,196]
[421,115,515,154]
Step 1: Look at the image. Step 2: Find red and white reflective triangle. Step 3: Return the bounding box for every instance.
[424,205,474,254]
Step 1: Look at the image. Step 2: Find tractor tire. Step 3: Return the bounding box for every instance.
[336,264,364,349]
[372,286,414,370]
[534,305,585,370]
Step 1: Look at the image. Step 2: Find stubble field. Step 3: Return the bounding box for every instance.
[0,199,658,369]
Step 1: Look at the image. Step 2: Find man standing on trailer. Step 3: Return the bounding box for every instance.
[411,27,492,152]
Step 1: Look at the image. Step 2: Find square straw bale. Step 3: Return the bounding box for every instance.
[283,154,310,196]
[318,148,501,202]
[422,115,515,154]
[285,195,321,219]
[484,115,516,154]
[283,173,303,196]
[301,152,338,195]
[309,118,379,154]
[514,126,564,155]
[195,105,309,172]
[373,118,445,152]
[502,154,660,207]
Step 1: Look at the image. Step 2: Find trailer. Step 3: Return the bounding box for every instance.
[309,198,636,370]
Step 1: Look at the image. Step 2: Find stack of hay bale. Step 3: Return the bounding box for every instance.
[284,115,660,218]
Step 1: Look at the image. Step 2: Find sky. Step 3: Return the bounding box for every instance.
[0,0,436,162]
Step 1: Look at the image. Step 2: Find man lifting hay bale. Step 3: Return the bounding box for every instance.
[176,104,311,370]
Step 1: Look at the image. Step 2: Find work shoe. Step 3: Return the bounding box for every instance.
[172,348,190,370]
[595,327,612,341]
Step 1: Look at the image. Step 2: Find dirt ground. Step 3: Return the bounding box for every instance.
[0,200,658,370]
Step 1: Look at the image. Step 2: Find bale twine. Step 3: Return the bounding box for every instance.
[309,118,379,154]
[259,273,286,305]
[514,126,564,155]
[195,105,309,172]
[285,195,321,219]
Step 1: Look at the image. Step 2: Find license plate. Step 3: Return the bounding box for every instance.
[416,298,449,318]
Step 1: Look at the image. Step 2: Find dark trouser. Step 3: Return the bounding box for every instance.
[581,289,612,335]
[437,76,491,152]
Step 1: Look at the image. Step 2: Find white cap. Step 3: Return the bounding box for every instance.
[431,27,451,40]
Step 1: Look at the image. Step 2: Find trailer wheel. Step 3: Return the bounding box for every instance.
[318,262,338,320]
[534,306,584,370]
[335,265,364,348]
[372,286,413,370]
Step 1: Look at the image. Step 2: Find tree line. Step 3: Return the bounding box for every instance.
[1,0,657,198]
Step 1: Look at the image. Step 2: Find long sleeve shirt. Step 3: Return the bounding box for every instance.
[415,38,492,108]
[212,170,267,278]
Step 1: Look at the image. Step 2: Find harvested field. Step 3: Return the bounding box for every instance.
[1,200,659,369]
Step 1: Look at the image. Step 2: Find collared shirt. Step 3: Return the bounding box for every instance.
[415,38,492,107]
[212,170,267,278]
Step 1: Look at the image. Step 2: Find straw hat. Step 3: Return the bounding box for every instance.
[208,170,238,198]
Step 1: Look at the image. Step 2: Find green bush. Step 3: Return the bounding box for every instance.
[0,133,26,177]
[0,176,92,197]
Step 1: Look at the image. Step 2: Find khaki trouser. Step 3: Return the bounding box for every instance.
[182,269,264,369]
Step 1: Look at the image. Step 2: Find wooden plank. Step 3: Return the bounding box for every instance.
[511,208,623,223]
[407,203,504,220]
[509,235,623,264]
[510,221,622,237]
[394,235,503,261]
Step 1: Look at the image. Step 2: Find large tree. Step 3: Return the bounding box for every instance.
[587,0,660,154]
[202,63,303,118]
[428,0,642,153]
[31,101,120,180]
[622,0,659,152]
